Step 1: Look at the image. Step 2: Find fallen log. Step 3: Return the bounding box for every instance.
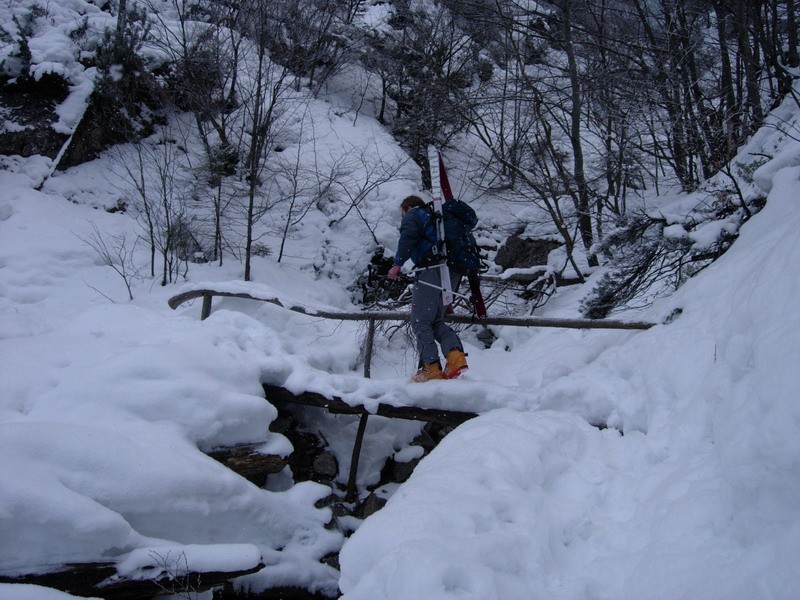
[207,443,287,486]
[214,583,336,599]
[264,383,478,427]
[0,560,265,600]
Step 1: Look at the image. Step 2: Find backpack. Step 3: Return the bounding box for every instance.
[442,199,482,275]
[420,199,481,275]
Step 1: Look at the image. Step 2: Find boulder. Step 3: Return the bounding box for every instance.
[495,234,560,270]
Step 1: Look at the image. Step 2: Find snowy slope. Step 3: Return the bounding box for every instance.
[338,95,800,599]
[2,1,800,598]
[3,109,799,598]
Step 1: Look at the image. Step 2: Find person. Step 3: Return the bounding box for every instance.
[387,195,468,382]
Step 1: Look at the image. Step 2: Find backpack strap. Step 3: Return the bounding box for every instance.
[423,202,446,258]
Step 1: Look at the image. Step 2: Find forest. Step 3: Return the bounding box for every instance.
[3,0,797,314]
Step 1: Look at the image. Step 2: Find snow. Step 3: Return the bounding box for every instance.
[339,168,800,598]
[115,544,263,580]
[1,2,800,598]
[0,175,345,594]
[53,70,95,135]
[0,585,100,600]
[338,165,800,598]
[3,136,800,600]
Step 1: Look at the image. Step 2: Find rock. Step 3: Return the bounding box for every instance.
[313,451,339,480]
[495,235,560,270]
[352,247,410,305]
[355,493,387,519]
[0,75,69,159]
[381,456,418,483]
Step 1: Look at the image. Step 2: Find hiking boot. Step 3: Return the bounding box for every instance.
[411,362,444,383]
[443,349,468,379]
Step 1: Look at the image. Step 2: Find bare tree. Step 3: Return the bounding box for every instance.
[268,112,320,263]
[358,1,487,174]
[268,0,365,95]
[116,129,190,286]
[327,143,410,246]
[552,0,595,264]
[148,0,244,266]
[235,1,295,281]
[459,1,591,281]
[468,101,588,285]
[79,221,140,301]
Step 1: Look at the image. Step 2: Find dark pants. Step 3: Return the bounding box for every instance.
[412,266,462,366]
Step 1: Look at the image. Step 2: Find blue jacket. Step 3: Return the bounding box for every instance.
[394,207,437,267]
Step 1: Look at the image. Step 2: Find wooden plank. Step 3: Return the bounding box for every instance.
[263,384,478,427]
[207,443,287,486]
[169,289,655,330]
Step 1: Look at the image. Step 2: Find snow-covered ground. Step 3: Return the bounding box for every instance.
[3,105,800,598]
[2,0,800,597]
[338,97,800,598]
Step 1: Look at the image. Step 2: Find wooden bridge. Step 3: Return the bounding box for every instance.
[169,287,656,501]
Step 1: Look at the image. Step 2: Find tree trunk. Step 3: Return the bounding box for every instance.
[215,184,223,266]
[244,51,266,283]
[714,0,739,158]
[559,0,596,266]
[733,0,764,130]
[115,0,128,41]
[788,0,799,67]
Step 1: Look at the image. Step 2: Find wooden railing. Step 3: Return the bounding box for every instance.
[169,288,656,500]
[168,288,655,329]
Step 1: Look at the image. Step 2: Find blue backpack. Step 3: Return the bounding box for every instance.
[420,199,481,275]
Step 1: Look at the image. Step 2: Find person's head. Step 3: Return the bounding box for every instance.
[400,195,426,216]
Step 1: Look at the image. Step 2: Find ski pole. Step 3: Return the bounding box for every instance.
[412,263,449,273]
[413,278,473,302]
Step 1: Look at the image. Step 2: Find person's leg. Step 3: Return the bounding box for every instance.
[425,268,461,354]
[432,318,461,354]
[439,268,468,378]
[411,268,444,366]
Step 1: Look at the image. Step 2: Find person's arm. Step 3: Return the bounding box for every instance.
[388,210,421,279]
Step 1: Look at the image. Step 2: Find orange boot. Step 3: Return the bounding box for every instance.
[444,349,468,379]
[411,362,445,382]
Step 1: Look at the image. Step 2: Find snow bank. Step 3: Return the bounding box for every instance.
[0,178,341,586]
[338,146,800,598]
[2,4,799,598]
[0,584,100,600]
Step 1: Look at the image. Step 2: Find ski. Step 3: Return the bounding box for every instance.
[468,272,488,319]
[428,145,454,306]
[436,148,488,319]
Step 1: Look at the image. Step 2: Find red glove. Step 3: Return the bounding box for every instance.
[387,264,402,280]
